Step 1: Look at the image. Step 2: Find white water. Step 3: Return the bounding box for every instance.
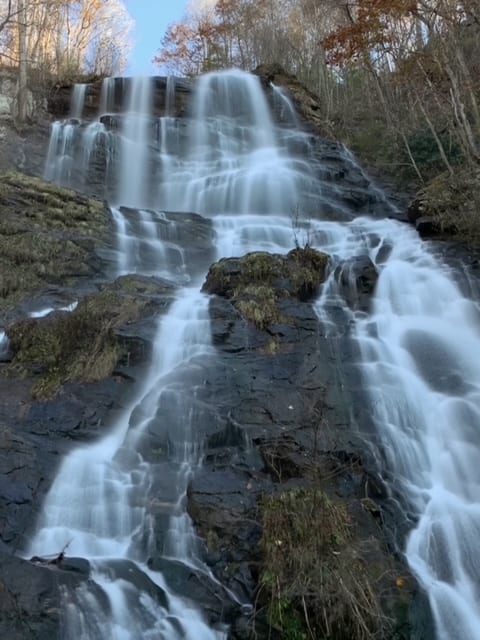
[44,121,77,183]
[33,69,480,638]
[165,77,176,117]
[309,216,480,640]
[70,84,88,119]
[29,301,78,318]
[0,331,8,357]
[354,220,480,640]
[28,289,221,639]
[271,83,298,127]
[117,77,153,208]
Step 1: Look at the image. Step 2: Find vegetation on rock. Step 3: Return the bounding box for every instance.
[408,167,480,243]
[0,172,110,310]
[259,487,408,639]
[202,247,329,331]
[6,275,174,399]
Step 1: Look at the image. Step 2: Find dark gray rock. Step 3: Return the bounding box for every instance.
[0,551,101,640]
[335,254,379,312]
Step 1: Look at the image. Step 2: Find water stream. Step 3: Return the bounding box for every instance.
[29,70,480,639]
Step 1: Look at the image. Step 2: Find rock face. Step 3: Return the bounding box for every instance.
[48,76,192,120]
[407,166,480,244]
[0,172,112,318]
[186,249,423,638]
[334,254,379,312]
[254,63,332,138]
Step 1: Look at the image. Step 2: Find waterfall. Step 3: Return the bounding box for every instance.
[354,219,480,640]
[31,68,480,639]
[311,216,480,640]
[44,121,77,183]
[70,84,88,119]
[165,76,176,116]
[270,83,298,126]
[117,77,153,208]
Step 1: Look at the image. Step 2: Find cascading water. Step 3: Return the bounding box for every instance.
[70,84,88,119]
[311,215,480,640]
[353,220,480,640]
[29,68,480,639]
[117,77,153,208]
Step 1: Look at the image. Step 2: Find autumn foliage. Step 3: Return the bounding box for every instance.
[322,0,420,65]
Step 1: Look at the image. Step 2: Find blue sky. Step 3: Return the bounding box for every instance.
[124,1,189,75]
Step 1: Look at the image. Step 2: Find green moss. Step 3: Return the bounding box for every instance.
[260,488,390,639]
[288,246,329,300]
[234,284,280,330]
[264,336,281,355]
[8,306,119,399]
[242,252,277,282]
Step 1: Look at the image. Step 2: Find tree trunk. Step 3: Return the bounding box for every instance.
[16,0,28,124]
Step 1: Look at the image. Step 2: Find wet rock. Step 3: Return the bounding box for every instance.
[0,550,101,640]
[147,557,239,627]
[415,216,438,237]
[202,248,329,335]
[189,248,419,638]
[0,373,136,553]
[0,424,40,545]
[335,254,379,312]
[119,207,216,278]
[49,76,192,120]
[254,63,332,138]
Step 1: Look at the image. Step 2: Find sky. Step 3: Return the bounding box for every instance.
[124,1,189,75]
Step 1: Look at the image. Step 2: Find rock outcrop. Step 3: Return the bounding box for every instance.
[185,249,424,639]
[0,172,112,318]
[254,63,333,138]
[407,167,480,244]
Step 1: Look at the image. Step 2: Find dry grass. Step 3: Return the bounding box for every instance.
[259,488,391,639]
[413,166,480,245]
[8,307,119,399]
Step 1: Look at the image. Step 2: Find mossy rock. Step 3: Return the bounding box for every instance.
[6,275,174,399]
[0,172,111,310]
[202,248,329,331]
